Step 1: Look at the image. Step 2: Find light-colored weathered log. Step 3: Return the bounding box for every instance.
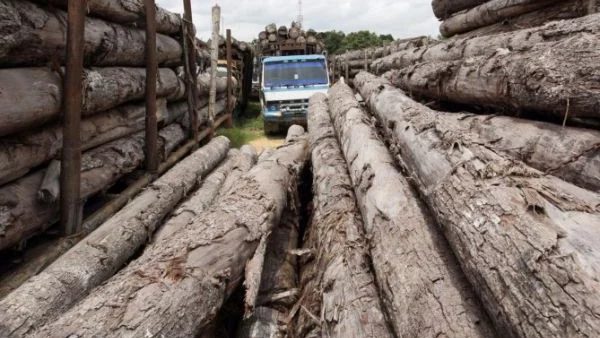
[328,81,496,337]
[432,0,490,19]
[385,33,600,123]
[355,71,600,338]
[31,0,182,35]
[217,145,258,199]
[0,137,230,338]
[0,99,174,186]
[440,0,560,37]
[0,67,183,137]
[0,124,186,252]
[371,13,600,75]
[0,0,182,67]
[293,93,393,338]
[31,128,308,338]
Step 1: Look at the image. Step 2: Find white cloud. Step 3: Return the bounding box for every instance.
[157,0,440,42]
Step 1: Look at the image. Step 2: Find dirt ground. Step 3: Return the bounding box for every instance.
[248,135,285,152]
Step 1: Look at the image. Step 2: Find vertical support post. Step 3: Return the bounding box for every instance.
[208,5,221,134]
[225,28,233,128]
[344,61,349,81]
[363,49,368,71]
[60,0,86,235]
[182,0,198,145]
[144,0,158,174]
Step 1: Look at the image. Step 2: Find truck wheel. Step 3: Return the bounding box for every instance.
[264,121,279,135]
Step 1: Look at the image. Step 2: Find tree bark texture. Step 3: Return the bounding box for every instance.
[384,33,600,124]
[30,129,308,338]
[237,189,300,338]
[370,12,600,75]
[31,0,182,35]
[355,71,600,338]
[432,0,490,19]
[0,123,186,252]
[292,93,393,338]
[0,137,230,338]
[327,81,496,337]
[454,0,593,38]
[0,67,184,137]
[217,145,259,200]
[440,0,561,37]
[0,0,182,67]
[0,98,174,187]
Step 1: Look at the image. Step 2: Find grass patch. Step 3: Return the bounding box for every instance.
[217,101,265,148]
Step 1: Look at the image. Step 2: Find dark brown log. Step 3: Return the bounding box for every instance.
[371,13,600,75]
[0,0,182,67]
[293,93,393,338]
[0,136,230,338]
[454,0,592,38]
[0,123,186,252]
[328,81,496,337]
[0,99,172,187]
[440,0,560,37]
[385,33,600,123]
[31,0,182,35]
[0,67,183,137]
[31,128,308,338]
[355,71,600,338]
[432,0,490,19]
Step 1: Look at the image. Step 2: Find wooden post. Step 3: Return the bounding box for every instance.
[208,5,220,135]
[225,29,234,128]
[144,0,158,174]
[344,61,349,80]
[364,49,368,71]
[60,0,86,235]
[182,0,199,144]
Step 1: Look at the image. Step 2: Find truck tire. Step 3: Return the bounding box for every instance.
[264,121,279,135]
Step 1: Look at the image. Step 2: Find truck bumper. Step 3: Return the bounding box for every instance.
[264,112,307,127]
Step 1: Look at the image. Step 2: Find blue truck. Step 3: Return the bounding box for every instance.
[260,54,330,134]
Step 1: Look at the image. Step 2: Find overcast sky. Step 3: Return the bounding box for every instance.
[156,0,440,42]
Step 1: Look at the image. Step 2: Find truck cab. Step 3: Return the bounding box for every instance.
[261,54,330,134]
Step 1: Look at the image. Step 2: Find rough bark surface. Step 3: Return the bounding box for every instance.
[355,71,600,338]
[153,149,241,241]
[0,99,173,186]
[440,0,560,37]
[328,81,496,337]
[432,0,490,19]
[32,0,182,35]
[0,0,182,67]
[384,34,600,123]
[217,145,259,199]
[370,13,600,75]
[0,123,185,252]
[293,93,393,338]
[32,129,308,338]
[0,137,230,338]
[0,67,183,137]
[454,0,592,38]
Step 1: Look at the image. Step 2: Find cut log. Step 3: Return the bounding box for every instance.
[370,13,600,75]
[153,149,241,242]
[440,0,561,37]
[0,67,183,137]
[454,0,592,38]
[0,123,186,252]
[327,81,496,337]
[0,136,230,338]
[355,71,600,338]
[31,128,308,338]
[293,93,393,338]
[384,33,600,123]
[217,145,258,199]
[0,99,173,186]
[432,0,490,19]
[30,0,182,35]
[0,0,182,67]
[237,188,300,338]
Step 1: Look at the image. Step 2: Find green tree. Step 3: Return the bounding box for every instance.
[379,34,394,44]
[342,30,380,51]
[323,30,346,55]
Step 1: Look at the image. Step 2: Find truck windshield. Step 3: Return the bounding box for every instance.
[264,59,328,87]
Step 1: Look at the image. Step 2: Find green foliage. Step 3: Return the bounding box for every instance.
[322,30,394,54]
[217,101,264,148]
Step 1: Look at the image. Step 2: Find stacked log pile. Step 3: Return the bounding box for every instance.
[0,0,240,254]
[257,22,326,56]
[433,0,599,38]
